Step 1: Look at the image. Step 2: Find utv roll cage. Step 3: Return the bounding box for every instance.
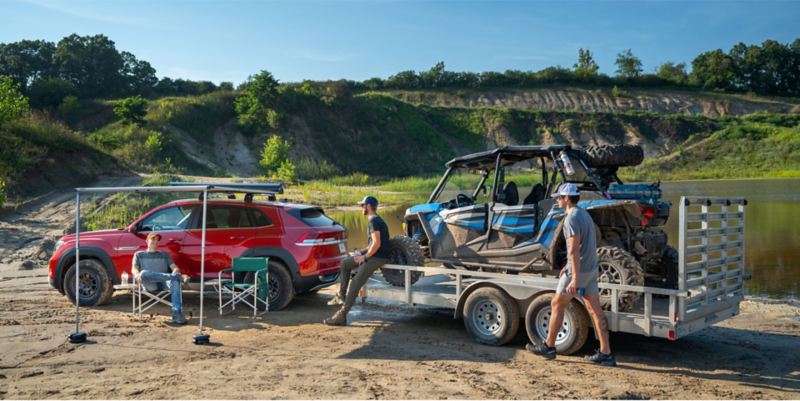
[428,145,612,204]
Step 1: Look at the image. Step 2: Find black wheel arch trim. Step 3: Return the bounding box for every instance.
[54,247,118,292]
[238,247,301,283]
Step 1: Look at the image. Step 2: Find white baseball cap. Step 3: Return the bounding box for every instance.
[551,183,580,198]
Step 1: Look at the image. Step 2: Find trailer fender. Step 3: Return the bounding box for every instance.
[454,281,551,319]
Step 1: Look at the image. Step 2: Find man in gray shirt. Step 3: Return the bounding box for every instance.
[131,232,189,324]
[527,183,616,366]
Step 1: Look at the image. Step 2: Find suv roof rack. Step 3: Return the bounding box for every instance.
[169,182,283,202]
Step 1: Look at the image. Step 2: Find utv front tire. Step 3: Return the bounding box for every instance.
[575,144,644,168]
[64,259,114,306]
[382,236,424,287]
[597,246,644,311]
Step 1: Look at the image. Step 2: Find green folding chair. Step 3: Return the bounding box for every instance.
[218,257,269,316]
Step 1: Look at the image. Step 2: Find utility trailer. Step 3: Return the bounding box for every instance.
[360,197,750,354]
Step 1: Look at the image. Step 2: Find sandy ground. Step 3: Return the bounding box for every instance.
[1,176,799,400]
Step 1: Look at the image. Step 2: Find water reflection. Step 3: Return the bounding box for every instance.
[328,179,800,299]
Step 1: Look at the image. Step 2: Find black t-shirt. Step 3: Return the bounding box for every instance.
[367,215,391,259]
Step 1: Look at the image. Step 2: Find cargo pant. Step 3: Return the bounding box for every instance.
[338,255,388,315]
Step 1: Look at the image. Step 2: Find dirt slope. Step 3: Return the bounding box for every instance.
[392,88,795,117]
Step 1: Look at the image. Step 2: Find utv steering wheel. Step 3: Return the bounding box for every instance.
[456,192,473,207]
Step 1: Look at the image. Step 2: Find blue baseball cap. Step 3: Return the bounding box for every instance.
[357,195,378,207]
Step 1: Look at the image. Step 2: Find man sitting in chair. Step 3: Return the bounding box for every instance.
[132,232,190,324]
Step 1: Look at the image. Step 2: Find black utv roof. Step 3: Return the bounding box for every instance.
[445,145,571,170]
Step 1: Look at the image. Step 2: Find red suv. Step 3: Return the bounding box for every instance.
[48,197,348,311]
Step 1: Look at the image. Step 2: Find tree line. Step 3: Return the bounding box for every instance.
[0,34,233,109]
[355,39,800,96]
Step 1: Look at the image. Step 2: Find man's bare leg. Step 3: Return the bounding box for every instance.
[582,293,611,354]
[546,293,574,347]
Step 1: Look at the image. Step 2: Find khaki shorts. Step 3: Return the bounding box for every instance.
[556,270,599,297]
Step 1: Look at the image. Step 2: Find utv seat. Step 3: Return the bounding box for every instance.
[523,183,546,205]
[502,182,519,206]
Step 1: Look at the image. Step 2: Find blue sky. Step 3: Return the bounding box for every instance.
[2,1,799,85]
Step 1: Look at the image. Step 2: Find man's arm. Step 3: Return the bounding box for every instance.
[566,235,580,296]
[356,231,381,264]
[169,263,182,275]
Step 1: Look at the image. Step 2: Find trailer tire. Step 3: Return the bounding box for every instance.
[575,144,644,168]
[382,236,424,287]
[463,287,520,346]
[598,246,644,311]
[525,293,589,356]
[64,259,114,306]
[645,245,679,290]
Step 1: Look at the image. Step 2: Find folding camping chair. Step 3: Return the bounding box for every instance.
[218,257,269,316]
[133,282,182,320]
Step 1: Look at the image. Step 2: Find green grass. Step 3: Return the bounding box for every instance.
[148,90,237,142]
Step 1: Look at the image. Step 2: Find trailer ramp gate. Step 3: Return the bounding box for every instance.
[360,196,747,345]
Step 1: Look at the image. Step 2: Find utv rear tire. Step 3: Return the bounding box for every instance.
[645,245,679,290]
[597,246,644,311]
[382,236,424,287]
[525,293,589,356]
[248,260,294,311]
[575,144,644,168]
[463,287,520,346]
[64,259,114,306]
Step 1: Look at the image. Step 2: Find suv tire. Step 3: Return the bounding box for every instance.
[575,144,644,168]
[382,236,424,287]
[248,260,294,311]
[63,259,114,306]
[597,246,644,311]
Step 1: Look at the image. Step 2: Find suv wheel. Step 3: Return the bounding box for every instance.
[597,246,645,311]
[63,259,114,306]
[247,260,294,311]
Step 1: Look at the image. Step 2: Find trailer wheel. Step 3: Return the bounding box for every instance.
[463,287,520,346]
[525,293,589,356]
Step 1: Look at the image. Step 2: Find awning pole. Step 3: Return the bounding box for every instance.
[69,191,86,343]
[193,188,210,345]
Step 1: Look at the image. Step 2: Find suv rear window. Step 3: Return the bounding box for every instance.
[288,208,337,227]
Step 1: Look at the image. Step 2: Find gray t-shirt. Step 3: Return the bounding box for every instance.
[563,207,598,277]
[133,251,175,274]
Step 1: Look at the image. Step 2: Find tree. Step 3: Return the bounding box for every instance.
[219,81,234,91]
[573,48,600,83]
[259,135,291,173]
[0,39,56,92]
[654,62,688,84]
[53,34,125,98]
[113,95,148,126]
[235,70,281,133]
[120,51,157,96]
[420,62,446,88]
[614,49,643,79]
[363,77,384,90]
[690,49,737,90]
[0,76,29,126]
[27,77,77,109]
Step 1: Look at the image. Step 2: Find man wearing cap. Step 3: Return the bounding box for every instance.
[324,195,390,326]
[527,183,616,366]
[131,232,190,324]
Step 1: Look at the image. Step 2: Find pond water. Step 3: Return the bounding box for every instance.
[328,178,800,299]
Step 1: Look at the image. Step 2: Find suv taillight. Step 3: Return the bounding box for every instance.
[296,231,348,246]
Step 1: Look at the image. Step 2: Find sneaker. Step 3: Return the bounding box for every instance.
[181,275,191,285]
[526,343,557,360]
[323,310,347,326]
[585,349,616,366]
[171,311,188,325]
[327,294,344,306]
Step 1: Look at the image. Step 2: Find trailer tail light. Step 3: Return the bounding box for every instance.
[668,330,675,340]
[639,205,656,218]
[296,231,347,246]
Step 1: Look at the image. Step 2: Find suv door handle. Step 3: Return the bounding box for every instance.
[168,238,179,242]
[230,236,244,240]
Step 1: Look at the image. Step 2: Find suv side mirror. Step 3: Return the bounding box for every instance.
[130,223,139,234]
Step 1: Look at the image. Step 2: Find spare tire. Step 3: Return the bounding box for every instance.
[382,236,424,287]
[575,144,644,168]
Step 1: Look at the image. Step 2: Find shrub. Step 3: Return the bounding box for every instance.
[296,158,341,180]
[0,179,6,208]
[266,108,284,129]
[259,135,290,172]
[114,95,148,126]
[145,131,162,156]
[277,160,297,182]
[0,76,29,126]
[57,95,81,125]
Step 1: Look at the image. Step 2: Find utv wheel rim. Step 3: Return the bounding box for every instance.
[388,248,408,265]
[535,307,571,346]
[472,300,504,336]
[78,271,99,298]
[598,261,622,296]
